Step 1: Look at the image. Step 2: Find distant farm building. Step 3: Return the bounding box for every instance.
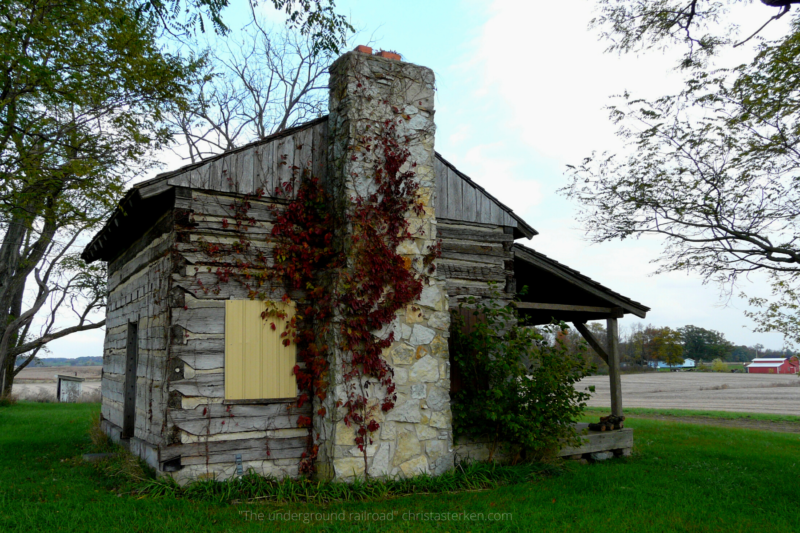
[56,375,84,402]
[746,356,799,374]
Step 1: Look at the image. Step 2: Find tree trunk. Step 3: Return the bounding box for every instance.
[0,276,26,397]
[0,356,14,397]
[0,212,28,390]
[0,202,59,384]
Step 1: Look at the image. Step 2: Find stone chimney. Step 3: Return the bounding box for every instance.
[314,48,453,480]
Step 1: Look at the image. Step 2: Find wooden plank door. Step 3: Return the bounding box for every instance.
[122,322,139,439]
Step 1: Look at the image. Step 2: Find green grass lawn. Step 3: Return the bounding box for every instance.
[583,407,800,424]
[2,402,799,532]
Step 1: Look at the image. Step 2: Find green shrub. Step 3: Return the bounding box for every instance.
[711,358,727,372]
[450,295,594,461]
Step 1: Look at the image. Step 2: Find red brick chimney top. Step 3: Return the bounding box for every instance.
[376,50,401,61]
[353,46,402,61]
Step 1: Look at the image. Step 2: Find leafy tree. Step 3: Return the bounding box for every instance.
[627,325,658,366]
[0,0,200,394]
[0,0,352,396]
[552,323,605,367]
[731,345,757,362]
[711,358,728,372]
[564,1,800,345]
[762,347,794,356]
[263,0,353,54]
[647,327,685,366]
[619,322,648,367]
[679,325,733,362]
[138,0,353,54]
[137,0,231,35]
[623,325,684,366]
[590,1,800,67]
[572,322,609,370]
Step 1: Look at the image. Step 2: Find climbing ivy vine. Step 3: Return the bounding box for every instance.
[190,114,438,474]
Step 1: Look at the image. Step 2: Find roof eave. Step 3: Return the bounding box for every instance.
[81,117,330,264]
[82,188,142,263]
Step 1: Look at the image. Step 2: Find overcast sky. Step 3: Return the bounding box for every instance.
[44,0,795,359]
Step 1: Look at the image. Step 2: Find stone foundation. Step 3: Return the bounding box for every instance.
[453,438,514,464]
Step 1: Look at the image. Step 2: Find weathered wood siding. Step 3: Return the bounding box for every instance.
[164,120,328,198]
[434,155,521,228]
[437,221,515,304]
[101,216,174,467]
[433,155,527,304]
[163,185,310,482]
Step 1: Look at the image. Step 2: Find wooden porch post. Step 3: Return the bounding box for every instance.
[606,317,623,417]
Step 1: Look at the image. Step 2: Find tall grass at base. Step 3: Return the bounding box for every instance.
[85,422,565,506]
[88,411,114,452]
[116,460,563,505]
[20,388,54,403]
[0,393,17,407]
[10,388,102,403]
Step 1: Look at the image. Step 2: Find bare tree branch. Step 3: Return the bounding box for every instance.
[10,319,106,358]
[168,15,338,161]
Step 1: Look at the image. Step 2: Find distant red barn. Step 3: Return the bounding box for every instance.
[746,356,799,374]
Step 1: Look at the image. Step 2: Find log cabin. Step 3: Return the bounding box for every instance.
[82,47,648,482]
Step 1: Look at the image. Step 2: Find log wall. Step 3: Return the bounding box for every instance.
[437,220,516,305]
[163,186,310,483]
[101,215,173,469]
[96,113,526,481]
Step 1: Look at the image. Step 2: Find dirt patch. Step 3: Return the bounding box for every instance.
[14,365,102,382]
[579,372,800,416]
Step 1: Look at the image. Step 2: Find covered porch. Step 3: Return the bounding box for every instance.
[513,244,650,459]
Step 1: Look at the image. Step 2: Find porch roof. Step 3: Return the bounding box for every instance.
[512,244,650,325]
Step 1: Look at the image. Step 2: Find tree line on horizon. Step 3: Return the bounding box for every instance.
[14,357,103,369]
[553,323,794,371]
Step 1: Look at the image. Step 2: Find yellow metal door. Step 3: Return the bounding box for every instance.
[224,300,297,400]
